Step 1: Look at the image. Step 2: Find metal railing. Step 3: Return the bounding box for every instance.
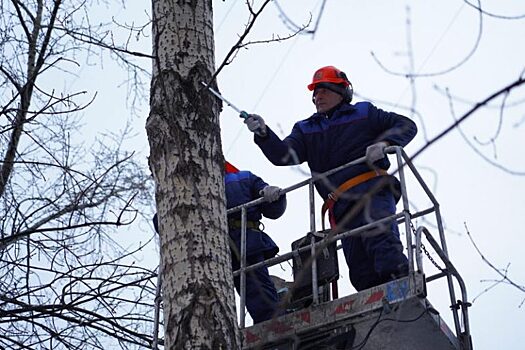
[152,146,472,349]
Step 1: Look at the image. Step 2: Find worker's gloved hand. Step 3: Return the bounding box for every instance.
[365,141,389,165]
[260,186,281,202]
[245,114,267,137]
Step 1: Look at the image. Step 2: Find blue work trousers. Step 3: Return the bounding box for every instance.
[232,253,279,324]
[336,183,408,291]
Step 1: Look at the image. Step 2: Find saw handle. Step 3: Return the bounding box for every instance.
[240,111,249,119]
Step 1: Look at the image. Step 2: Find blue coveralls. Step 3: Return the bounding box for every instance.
[225,170,286,323]
[152,170,285,323]
[253,102,417,291]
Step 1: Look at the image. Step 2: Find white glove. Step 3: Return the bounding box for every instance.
[365,141,388,165]
[244,114,267,137]
[260,186,281,202]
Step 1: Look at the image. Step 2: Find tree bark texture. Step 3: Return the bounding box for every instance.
[147,0,240,349]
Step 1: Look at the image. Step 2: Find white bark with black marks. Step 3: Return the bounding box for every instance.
[148,0,240,348]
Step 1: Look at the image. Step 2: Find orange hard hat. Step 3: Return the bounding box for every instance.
[307,66,350,91]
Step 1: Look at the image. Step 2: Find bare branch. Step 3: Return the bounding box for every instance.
[274,0,326,37]
[443,84,525,175]
[464,222,525,305]
[463,0,525,20]
[372,0,483,78]
[409,75,525,163]
[211,0,289,83]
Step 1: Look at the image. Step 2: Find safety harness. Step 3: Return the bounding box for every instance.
[321,169,388,230]
[228,218,263,231]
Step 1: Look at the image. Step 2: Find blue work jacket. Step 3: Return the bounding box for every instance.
[254,101,417,202]
[226,171,286,259]
[152,171,285,260]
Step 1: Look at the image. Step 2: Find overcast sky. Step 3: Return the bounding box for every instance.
[81,1,525,349]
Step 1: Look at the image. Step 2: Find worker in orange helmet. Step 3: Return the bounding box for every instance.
[244,66,418,291]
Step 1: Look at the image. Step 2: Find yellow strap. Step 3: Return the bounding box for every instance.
[321,169,388,229]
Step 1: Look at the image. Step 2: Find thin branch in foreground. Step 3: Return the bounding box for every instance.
[464,222,525,306]
[443,85,525,176]
[409,76,525,163]
[463,0,525,20]
[372,0,483,78]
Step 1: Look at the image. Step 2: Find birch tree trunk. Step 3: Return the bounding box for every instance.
[147,1,240,348]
